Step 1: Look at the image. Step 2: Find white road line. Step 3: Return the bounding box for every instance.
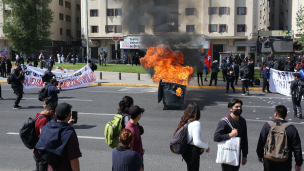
[6,132,104,140]
[78,112,115,116]
[23,98,92,101]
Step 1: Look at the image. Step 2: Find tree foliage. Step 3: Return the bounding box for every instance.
[1,0,54,55]
[296,5,304,52]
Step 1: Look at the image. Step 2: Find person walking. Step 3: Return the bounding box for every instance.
[99,52,103,66]
[248,59,255,87]
[262,66,272,93]
[290,73,303,119]
[61,54,65,64]
[214,99,248,171]
[57,53,61,64]
[226,68,235,93]
[40,58,44,69]
[47,79,62,102]
[104,51,107,66]
[228,52,233,67]
[112,129,143,171]
[256,105,303,171]
[6,59,12,76]
[197,59,204,87]
[174,103,210,171]
[11,66,25,109]
[233,63,240,85]
[42,66,55,84]
[221,60,228,82]
[50,54,55,68]
[209,61,219,86]
[240,63,251,96]
[135,52,139,66]
[131,53,135,66]
[0,57,6,78]
[15,53,19,66]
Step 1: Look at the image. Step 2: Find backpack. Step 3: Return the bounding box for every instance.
[19,115,45,149]
[222,63,227,71]
[264,121,291,162]
[170,121,192,154]
[91,62,97,70]
[104,114,123,148]
[38,85,49,101]
[295,79,304,101]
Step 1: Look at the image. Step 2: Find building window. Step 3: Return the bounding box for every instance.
[186,25,195,33]
[60,28,62,35]
[65,1,71,9]
[219,7,227,15]
[210,7,218,15]
[107,9,114,16]
[237,46,246,51]
[59,13,64,20]
[91,26,98,33]
[210,24,217,32]
[186,8,195,15]
[90,10,98,17]
[115,9,122,16]
[237,25,246,32]
[237,7,246,15]
[59,0,63,6]
[77,17,79,23]
[219,24,227,32]
[66,15,71,22]
[115,25,122,33]
[106,25,114,33]
[66,29,71,36]
[77,4,80,11]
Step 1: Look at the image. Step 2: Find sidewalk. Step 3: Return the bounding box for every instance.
[0,69,263,91]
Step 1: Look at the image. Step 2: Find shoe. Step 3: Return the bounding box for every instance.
[251,85,255,87]
[246,91,250,96]
[209,84,211,86]
[267,91,272,93]
[13,106,21,109]
[15,105,22,108]
[198,83,200,87]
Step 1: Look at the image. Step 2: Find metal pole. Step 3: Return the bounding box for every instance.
[119,72,121,80]
[138,73,140,80]
[86,0,89,66]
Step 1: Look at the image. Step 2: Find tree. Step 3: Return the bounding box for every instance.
[296,5,304,52]
[1,0,54,55]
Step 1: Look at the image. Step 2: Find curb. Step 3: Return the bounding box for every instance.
[0,81,263,91]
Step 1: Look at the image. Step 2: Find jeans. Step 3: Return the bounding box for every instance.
[182,145,201,171]
[40,61,43,69]
[13,86,23,107]
[33,154,48,171]
[73,59,76,65]
[263,78,270,92]
[292,96,302,116]
[226,79,235,91]
[197,73,203,86]
[241,80,249,94]
[263,157,292,171]
[210,72,218,86]
[222,71,227,81]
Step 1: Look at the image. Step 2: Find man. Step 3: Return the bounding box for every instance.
[67,53,71,63]
[267,51,274,62]
[11,66,25,109]
[47,79,62,102]
[20,54,24,65]
[240,63,251,96]
[284,57,294,71]
[197,58,204,86]
[0,57,6,78]
[131,53,135,66]
[209,61,219,86]
[221,59,228,82]
[57,53,61,64]
[125,106,145,171]
[233,63,240,85]
[214,99,248,171]
[98,52,102,66]
[72,51,76,65]
[290,73,303,119]
[104,51,107,66]
[88,59,96,72]
[33,102,57,171]
[135,52,139,66]
[299,67,304,79]
[262,66,272,93]
[50,54,55,68]
[228,52,233,67]
[256,105,303,171]
[248,59,255,87]
[35,102,82,171]
[42,66,55,84]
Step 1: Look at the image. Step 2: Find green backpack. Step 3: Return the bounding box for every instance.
[104,114,123,148]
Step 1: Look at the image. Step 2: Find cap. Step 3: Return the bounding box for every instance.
[128,106,145,118]
[55,102,72,119]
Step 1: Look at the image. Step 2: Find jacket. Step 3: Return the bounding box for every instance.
[299,70,304,79]
[11,70,24,88]
[240,65,251,80]
[197,61,204,74]
[263,68,270,79]
[203,63,208,75]
[221,62,228,71]
[42,70,55,83]
[0,60,5,68]
[290,78,301,95]
[211,64,219,73]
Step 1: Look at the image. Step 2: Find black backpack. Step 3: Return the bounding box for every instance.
[170,121,192,154]
[243,67,250,78]
[19,115,45,149]
[38,85,49,101]
[92,62,97,70]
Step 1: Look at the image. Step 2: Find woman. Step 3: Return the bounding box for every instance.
[174,103,210,171]
[112,129,143,171]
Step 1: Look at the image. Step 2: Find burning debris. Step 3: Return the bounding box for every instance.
[175,87,183,97]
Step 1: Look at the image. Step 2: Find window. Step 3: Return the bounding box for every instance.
[106,25,114,33]
[59,13,64,20]
[186,8,195,15]
[107,9,114,16]
[115,25,122,33]
[115,9,122,16]
[219,24,227,32]
[186,25,195,33]
[237,25,246,32]
[77,4,80,11]
[65,1,71,9]
[90,10,98,17]
[210,24,217,32]
[237,46,246,51]
[66,29,71,36]
[139,25,145,33]
[237,7,246,15]
[286,10,288,18]
[66,15,71,22]
[210,7,218,15]
[91,26,98,33]
[219,7,227,15]
[77,17,79,23]
[59,0,63,6]
[60,28,62,35]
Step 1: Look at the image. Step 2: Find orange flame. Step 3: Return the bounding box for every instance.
[140,46,193,86]
[176,87,183,97]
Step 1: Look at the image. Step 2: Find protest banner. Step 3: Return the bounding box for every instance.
[269,69,294,96]
[21,65,98,90]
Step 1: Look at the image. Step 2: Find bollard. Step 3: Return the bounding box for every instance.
[119,72,121,80]
[100,72,102,80]
[138,73,140,80]
[0,83,2,99]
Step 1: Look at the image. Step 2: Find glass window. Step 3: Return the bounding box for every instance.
[186,25,194,33]
[115,9,122,16]
[91,10,98,17]
[220,24,226,32]
[211,7,218,15]
[60,28,62,35]
[91,26,98,33]
[108,26,114,33]
[59,13,64,20]
[115,25,122,33]
[107,9,114,16]
[66,29,71,36]
[237,25,246,32]
[186,8,195,15]
[220,7,227,15]
[210,24,217,32]
[237,46,246,51]
[238,7,246,15]
[59,0,63,6]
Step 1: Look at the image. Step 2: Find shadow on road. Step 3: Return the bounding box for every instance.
[73,124,97,129]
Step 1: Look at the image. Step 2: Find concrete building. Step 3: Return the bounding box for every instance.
[258,0,270,31]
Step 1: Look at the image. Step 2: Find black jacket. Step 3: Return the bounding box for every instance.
[211,64,219,73]
[11,70,24,88]
[290,78,301,96]
[248,63,254,76]
[256,120,303,166]
[42,70,55,83]
[240,65,251,80]
[0,60,5,68]
[6,60,12,69]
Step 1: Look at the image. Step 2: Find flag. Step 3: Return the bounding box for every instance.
[198,45,204,52]
[204,43,212,72]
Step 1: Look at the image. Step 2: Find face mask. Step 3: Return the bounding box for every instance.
[233,109,242,116]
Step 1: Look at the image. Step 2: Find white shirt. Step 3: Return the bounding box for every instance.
[187,121,209,149]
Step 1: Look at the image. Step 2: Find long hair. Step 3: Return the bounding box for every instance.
[118,96,134,114]
[173,103,200,135]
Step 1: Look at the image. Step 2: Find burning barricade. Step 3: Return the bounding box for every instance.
[140,46,193,110]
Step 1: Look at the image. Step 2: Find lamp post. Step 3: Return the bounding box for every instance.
[86,0,89,66]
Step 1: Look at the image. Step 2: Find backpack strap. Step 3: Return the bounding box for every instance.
[267,121,292,129]
[221,116,234,130]
[35,114,46,120]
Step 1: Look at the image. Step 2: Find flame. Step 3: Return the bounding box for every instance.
[140,46,193,86]
[176,87,183,97]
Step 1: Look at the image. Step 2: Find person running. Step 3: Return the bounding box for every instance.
[214,99,248,171]
[174,102,210,171]
[290,73,302,119]
[226,68,235,93]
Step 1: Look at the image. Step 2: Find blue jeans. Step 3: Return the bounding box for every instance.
[73,59,76,65]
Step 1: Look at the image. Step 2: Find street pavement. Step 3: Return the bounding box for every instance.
[0,83,302,171]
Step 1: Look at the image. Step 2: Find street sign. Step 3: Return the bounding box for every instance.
[112,35,120,59]
[259,37,269,44]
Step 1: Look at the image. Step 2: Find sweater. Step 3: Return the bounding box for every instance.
[112,146,143,171]
[187,121,209,149]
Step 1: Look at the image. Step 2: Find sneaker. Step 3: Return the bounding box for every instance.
[13,106,20,109]
[209,84,211,86]
[246,91,250,96]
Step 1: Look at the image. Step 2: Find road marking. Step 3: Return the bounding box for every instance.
[23,98,92,101]
[6,132,104,140]
[78,112,115,116]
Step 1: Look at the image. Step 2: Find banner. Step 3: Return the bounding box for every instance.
[21,65,98,90]
[269,69,294,96]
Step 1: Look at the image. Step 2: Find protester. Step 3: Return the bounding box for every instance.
[131,53,135,66]
[226,68,235,93]
[125,106,145,170]
[209,61,219,86]
[240,63,251,96]
[248,60,255,87]
[50,54,55,68]
[40,58,44,69]
[299,67,304,79]
[112,129,143,171]
[33,102,57,171]
[6,59,12,76]
[11,66,25,109]
[42,66,55,84]
[72,51,76,65]
[228,52,233,67]
[290,73,302,119]
[88,59,97,72]
[57,53,61,64]
[221,59,228,82]
[256,105,303,171]
[34,55,38,67]
[135,52,139,66]
[47,79,62,102]
[0,57,6,77]
[35,102,82,171]
[233,63,240,85]
[284,57,294,71]
[61,54,65,64]
[214,99,248,171]
[203,62,208,82]
[28,61,33,66]
[104,51,107,66]
[43,97,56,109]
[15,53,19,66]
[267,51,274,61]
[197,58,204,86]
[262,66,272,93]
[174,103,209,171]
[98,52,102,66]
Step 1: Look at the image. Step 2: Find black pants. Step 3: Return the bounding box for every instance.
[292,96,302,116]
[33,154,48,171]
[221,152,241,171]
[263,157,292,171]
[226,79,235,91]
[12,86,23,107]
[7,67,11,75]
[210,72,218,86]
[135,58,138,66]
[182,145,201,171]
[250,74,254,86]
[1,67,6,77]
[241,80,249,94]
[222,71,227,81]
[235,72,239,85]
[197,73,203,86]
[263,78,270,92]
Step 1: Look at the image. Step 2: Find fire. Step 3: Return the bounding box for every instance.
[176,87,183,97]
[140,46,193,86]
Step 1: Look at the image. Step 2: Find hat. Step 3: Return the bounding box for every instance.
[55,102,72,119]
[213,61,216,63]
[128,106,145,118]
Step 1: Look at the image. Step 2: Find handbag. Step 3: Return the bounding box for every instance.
[215,117,241,166]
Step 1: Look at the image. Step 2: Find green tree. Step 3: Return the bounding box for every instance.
[1,0,54,55]
[296,5,304,52]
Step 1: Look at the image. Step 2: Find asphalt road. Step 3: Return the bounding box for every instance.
[0,84,303,171]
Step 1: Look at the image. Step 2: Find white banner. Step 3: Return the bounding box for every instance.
[21,65,98,90]
[269,69,294,96]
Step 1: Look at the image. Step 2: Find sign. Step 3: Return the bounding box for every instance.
[259,37,269,44]
[198,45,204,52]
[120,37,143,49]
[21,65,98,90]
[269,69,294,96]
[81,41,100,47]
[235,41,256,47]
